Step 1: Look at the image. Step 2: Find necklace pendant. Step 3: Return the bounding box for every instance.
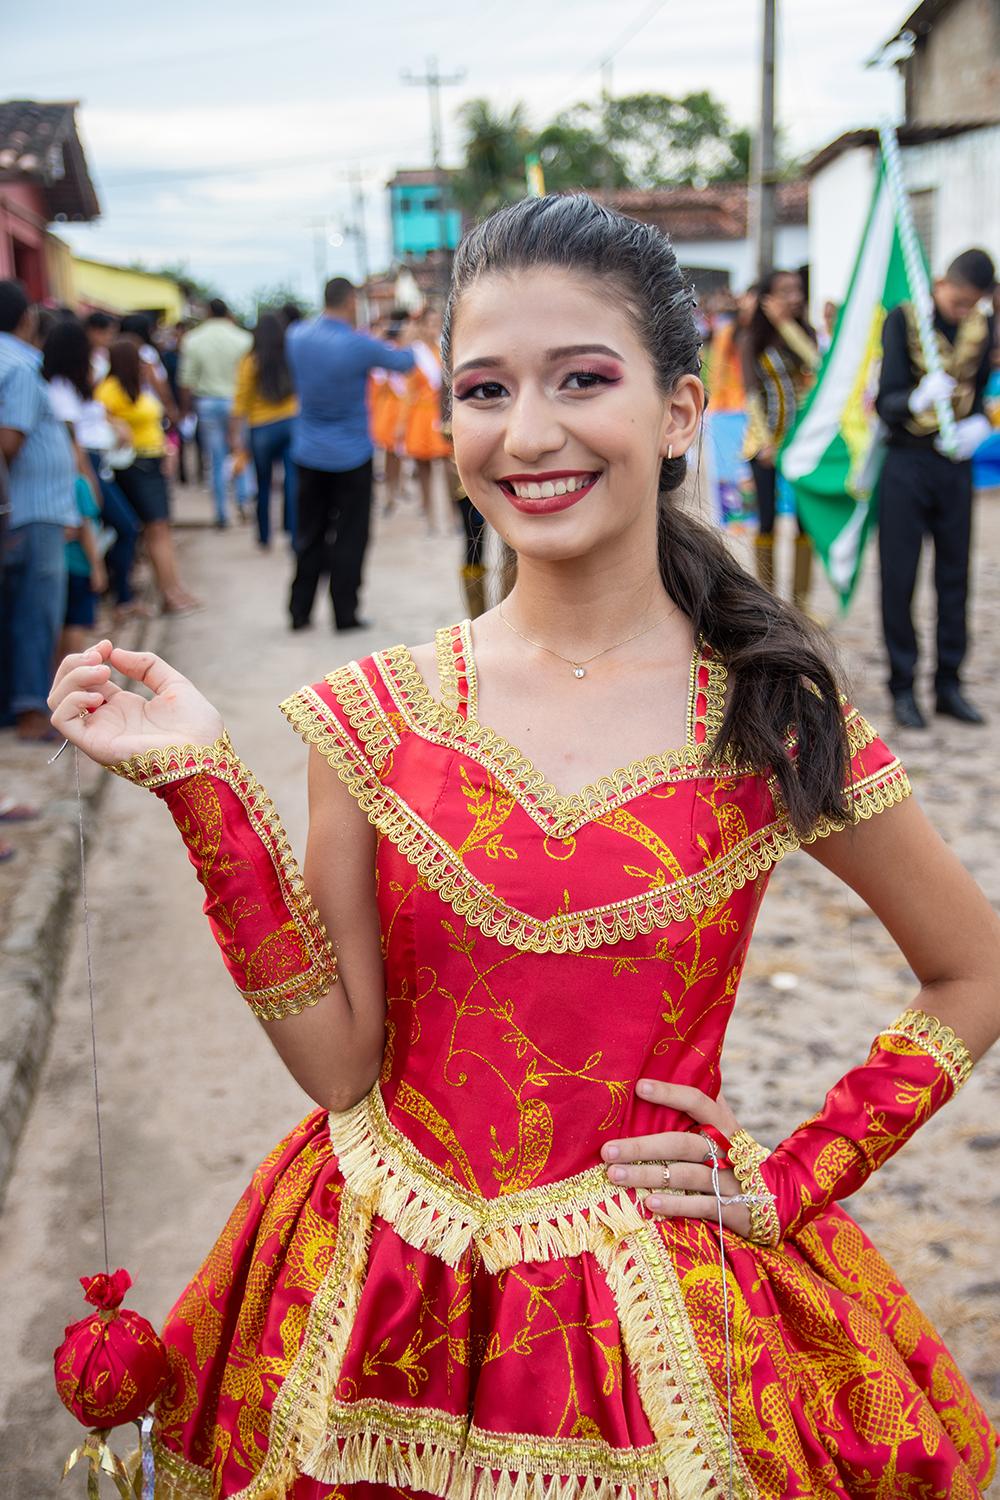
[573,666,586,679]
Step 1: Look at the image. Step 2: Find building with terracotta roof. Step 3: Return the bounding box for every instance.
[0,100,100,303]
[601,182,809,295]
[805,0,999,322]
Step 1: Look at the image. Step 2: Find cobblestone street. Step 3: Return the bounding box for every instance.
[0,477,998,1494]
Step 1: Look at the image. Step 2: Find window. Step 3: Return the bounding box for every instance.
[423,196,442,213]
[909,188,936,268]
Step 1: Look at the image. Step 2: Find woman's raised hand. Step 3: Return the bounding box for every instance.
[48,640,225,768]
[601,1081,753,1238]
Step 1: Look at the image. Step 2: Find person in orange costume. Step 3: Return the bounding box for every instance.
[50,195,999,1500]
[403,305,452,528]
[368,313,409,513]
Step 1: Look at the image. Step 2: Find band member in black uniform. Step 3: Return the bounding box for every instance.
[876,248,995,729]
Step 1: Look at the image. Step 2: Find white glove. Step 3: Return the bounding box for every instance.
[909,369,956,415]
[935,413,992,462]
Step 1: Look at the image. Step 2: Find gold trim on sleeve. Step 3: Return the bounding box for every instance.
[877,1008,974,1093]
[728,1130,781,1248]
[110,732,337,1021]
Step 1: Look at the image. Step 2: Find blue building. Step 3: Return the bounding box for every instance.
[388,169,462,260]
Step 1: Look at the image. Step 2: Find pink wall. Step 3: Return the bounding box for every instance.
[0,181,51,299]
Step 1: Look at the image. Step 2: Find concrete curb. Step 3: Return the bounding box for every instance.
[0,612,163,1205]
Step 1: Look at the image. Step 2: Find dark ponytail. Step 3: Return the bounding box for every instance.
[442,194,850,834]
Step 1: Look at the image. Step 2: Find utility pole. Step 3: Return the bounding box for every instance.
[750,0,777,281]
[402,56,465,294]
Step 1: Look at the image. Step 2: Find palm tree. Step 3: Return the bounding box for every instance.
[452,99,533,219]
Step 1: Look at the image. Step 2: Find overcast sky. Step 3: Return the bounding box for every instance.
[7,0,911,305]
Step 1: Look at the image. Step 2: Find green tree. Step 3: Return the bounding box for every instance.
[598,90,744,188]
[451,98,533,217]
[533,114,630,194]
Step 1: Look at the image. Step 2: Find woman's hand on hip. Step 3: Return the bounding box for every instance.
[601,1080,752,1238]
[48,640,225,768]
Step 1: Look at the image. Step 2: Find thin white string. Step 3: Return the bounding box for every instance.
[74,747,111,1276]
[703,1137,777,1500]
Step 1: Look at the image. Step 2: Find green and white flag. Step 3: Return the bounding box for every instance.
[779,157,916,608]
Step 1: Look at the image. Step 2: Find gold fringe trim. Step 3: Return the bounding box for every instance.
[153,1138,748,1500]
[281,678,910,954]
[877,1007,975,1093]
[222,1186,375,1500]
[728,1130,781,1248]
[596,1227,756,1499]
[328,1087,646,1272]
[110,732,337,1021]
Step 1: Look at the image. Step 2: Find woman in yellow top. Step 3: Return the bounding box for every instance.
[96,340,198,613]
[228,313,299,549]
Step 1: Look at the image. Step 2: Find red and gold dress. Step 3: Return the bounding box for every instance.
[153,623,996,1500]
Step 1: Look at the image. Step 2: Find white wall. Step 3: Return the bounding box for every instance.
[807,147,879,326]
[676,224,810,293]
[808,126,1000,324]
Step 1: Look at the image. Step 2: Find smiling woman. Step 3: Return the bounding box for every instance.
[47,194,1000,1499]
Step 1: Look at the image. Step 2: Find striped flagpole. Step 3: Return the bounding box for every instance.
[878,120,958,457]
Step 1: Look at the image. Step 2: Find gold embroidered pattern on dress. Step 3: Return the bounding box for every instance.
[281,679,910,955]
[877,1008,974,1093]
[108,733,337,1020]
[729,1130,781,1248]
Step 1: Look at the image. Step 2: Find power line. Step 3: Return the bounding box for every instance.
[553,0,673,111]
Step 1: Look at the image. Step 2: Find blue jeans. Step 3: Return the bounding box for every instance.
[88,451,140,605]
[0,520,68,718]
[249,417,297,545]
[196,396,249,524]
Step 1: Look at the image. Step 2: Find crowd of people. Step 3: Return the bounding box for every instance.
[698,249,998,726]
[0,278,485,752]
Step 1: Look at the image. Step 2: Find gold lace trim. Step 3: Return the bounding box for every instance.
[434,619,478,720]
[373,637,734,837]
[323,661,400,774]
[283,679,911,953]
[877,1008,974,1093]
[328,1085,646,1272]
[108,733,337,1021]
[728,1130,781,1247]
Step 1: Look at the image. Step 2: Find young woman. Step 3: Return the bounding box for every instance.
[50,197,998,1499]
[403,304,452,529]
[43,318,144,624]
[742,269,820,604]
[229,311,299,548]
[96,340,199,614]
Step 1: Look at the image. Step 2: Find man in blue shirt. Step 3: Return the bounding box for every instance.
[0,280,77,739]
[286,277,414,631]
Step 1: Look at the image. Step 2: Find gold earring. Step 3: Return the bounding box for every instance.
[667,443,674,460]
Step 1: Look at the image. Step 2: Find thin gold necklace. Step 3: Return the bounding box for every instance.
[498,602,674,679]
